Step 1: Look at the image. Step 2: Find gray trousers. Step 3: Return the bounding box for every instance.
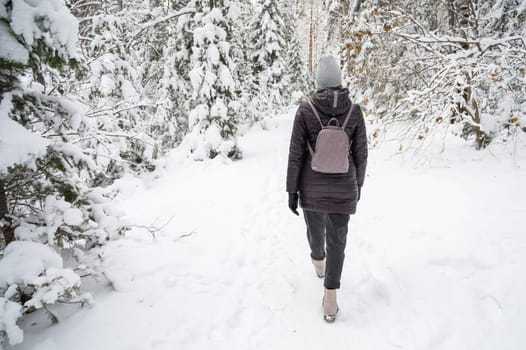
[303,209,350,289]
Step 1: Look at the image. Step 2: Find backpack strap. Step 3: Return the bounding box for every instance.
[306,99,322,156]
[308,99,354,130]
[307,100,324,128]
[305,100,355,156]
[307,140,315,156]
[342,103,354,129]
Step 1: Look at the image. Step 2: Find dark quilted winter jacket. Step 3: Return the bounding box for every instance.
[286,88,368,215]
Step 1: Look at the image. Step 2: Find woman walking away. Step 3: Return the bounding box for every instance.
[286,55,368,322]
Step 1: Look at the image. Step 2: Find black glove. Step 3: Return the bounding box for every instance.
[288,192,299,216]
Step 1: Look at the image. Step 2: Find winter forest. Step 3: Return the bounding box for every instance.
[1,0,525,349]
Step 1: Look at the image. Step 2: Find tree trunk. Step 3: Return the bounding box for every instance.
[449,0,484,148]
[447,0,457,30]
[472,95,483,149]
[0,179,15,246]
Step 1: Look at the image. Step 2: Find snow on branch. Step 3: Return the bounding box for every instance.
[125,8,196,49]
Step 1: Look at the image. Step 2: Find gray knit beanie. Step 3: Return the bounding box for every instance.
[316,55,342,89]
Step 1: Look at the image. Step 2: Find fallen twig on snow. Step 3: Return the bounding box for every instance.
[131,216,174,239]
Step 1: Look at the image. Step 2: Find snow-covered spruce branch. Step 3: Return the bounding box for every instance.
[96,132,155,147]
[77,16,97,27]
[63,130,156,153]
[85,100,128,114]
[70,1,102,11]
[85,103,156,118]
[125,8,196,49]
[78,35,93,43]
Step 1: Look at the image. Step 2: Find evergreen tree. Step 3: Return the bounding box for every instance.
[181,0,242,160]
[0,0,126,345]
[132,1,194,153]
[77,1,157,174]
[149,25,192,150]
[282,2,313,103]
[248,0,288,109]
[230,0,261,123]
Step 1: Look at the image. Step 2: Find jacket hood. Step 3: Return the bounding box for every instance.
[311,87,352,117]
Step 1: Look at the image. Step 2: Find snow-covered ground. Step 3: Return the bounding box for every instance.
[13,110,526,350]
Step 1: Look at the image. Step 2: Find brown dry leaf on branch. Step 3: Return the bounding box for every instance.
[491,72,499,82]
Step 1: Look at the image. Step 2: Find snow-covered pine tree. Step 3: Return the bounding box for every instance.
[229,0,262,124]
[182,0,242,160]
[0,0,126,346]
[248,0,288,110]
[73,0,157,175]
[144,3,193,151]
[282,1,313,103]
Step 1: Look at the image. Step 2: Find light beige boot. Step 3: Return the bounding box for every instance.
[322,288,339,322]
[311,259,325,278]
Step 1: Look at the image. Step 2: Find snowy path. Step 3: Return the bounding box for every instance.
[16,112,526,350]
